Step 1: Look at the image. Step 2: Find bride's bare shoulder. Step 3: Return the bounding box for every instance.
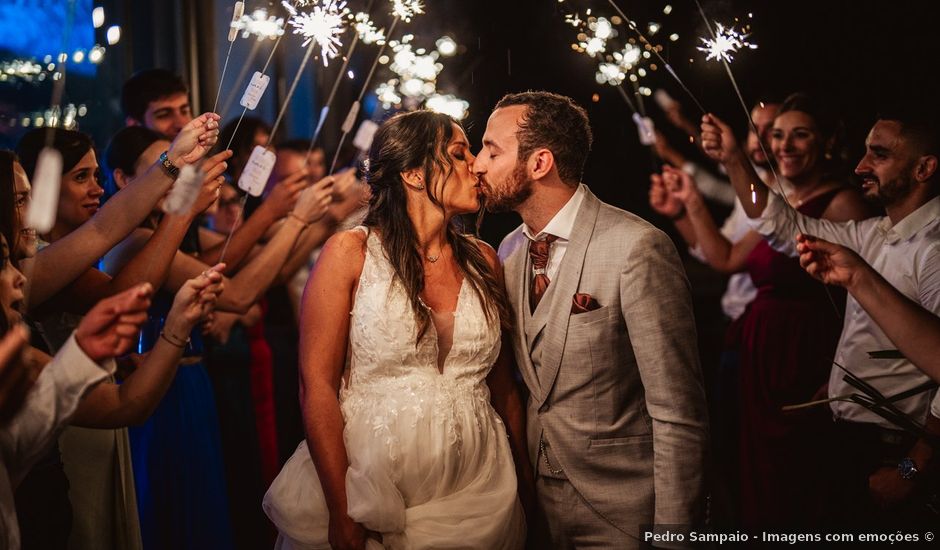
[316,229,369,280]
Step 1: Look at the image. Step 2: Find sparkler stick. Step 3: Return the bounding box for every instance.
[219,38,265,116]
[213,1,245,114]
[304,0,381,165]
[22,0,77,309]
[692,0,843,319]
[218,0,348,265]
[606,0,707,115]
[328,16,401,174]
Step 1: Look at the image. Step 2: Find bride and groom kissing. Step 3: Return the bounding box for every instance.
[263,91,709,549]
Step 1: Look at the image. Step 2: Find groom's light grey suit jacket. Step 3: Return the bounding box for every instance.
[498,185,708,536]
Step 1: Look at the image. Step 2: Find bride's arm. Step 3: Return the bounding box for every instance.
[480,242,536,521]
[298,229,369,550]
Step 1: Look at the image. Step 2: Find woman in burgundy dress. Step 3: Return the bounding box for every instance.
[662,93,876,525]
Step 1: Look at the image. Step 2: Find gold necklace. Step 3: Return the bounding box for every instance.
[425,252,440,263]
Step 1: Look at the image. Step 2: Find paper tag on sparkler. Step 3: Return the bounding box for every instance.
[341,101,361,134]
[352,120,380,152]
[239,146,276,197]
[227,1,245,41]
[25,147,63,233]
[240,72,270,111]
[632,114,656,146]
[163,164,204,215]
[653,89,677,111]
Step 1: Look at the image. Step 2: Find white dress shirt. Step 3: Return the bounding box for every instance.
[1,335,114,550]
[748,193,940,429]
[521,185,586,282]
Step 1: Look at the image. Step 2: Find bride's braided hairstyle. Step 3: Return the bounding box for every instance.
[362,110,511,340]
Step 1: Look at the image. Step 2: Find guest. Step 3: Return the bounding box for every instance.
[702,102,940,526]
[100,126,336,550]
[122,69,192,139]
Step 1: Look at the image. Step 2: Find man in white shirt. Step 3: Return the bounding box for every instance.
[476,91,708,548]
[1,285,152,550]
[702,107,940,525]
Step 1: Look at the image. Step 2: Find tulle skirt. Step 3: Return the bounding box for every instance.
[263,377,525,549]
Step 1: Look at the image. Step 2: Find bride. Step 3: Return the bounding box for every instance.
[263,110,531,549]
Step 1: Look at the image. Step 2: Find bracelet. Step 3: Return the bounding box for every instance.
[669,204,688,221]
[160,330,190,348]
[159,151,180,179]
[288,212,310,227]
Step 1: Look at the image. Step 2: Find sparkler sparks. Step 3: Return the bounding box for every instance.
[391,0,424,22]
[285,0,349,66]
[697,22,757,63]
[351,12,386,44]
[232,8,285,40]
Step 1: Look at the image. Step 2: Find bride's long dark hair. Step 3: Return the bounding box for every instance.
[362,110,510,339]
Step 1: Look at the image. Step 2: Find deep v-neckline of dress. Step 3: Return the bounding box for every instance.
[421,277,466,375]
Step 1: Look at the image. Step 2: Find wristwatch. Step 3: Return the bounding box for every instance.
[898,457,919,480]
[159,151,180,179]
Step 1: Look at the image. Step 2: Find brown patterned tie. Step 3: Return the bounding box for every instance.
[528,235,558,312]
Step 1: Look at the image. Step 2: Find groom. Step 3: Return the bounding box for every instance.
[475,91,708,548]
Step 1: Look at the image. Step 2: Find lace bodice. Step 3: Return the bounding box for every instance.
[345,228,501,393]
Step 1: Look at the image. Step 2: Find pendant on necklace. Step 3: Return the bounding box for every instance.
[426,254,439,263]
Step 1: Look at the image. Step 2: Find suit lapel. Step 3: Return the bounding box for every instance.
[535,185,600,408]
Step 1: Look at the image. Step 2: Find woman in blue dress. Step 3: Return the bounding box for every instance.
[101,126,336,548]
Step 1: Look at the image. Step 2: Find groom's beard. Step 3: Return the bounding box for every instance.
[483,163,533,213]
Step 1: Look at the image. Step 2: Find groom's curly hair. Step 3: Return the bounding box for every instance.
[495,91,593,187]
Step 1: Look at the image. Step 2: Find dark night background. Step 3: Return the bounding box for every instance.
[454,0,940,242]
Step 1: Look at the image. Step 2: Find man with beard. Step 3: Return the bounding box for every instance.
[701,107,940,526]
[473,91,708,548]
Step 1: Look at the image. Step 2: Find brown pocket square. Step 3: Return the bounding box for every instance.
[571,292,601,314]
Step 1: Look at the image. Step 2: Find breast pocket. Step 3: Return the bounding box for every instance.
[568,305,613,328]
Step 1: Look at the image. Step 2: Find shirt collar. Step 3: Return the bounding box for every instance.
[522,184,586,242]
[880,195,940,244]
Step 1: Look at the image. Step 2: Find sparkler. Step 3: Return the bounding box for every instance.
[391,0,424,22]
[353,11,386,44]
[303,0,384,166]
[213,1,245,114]
[697,22,757,63]
[605,0,707,114]
[284,0,349,66]
[691,0,843,320]
[231,8,286,41]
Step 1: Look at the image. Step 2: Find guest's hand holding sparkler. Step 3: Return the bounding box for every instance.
[265,168,310,219]
[648,172,684,219]
[193,150,234,215]
[662,164,704,208]
[164,265,225,342]
[700,113,743,164]
[167,112,222,167]
[701,113,770,216]
[798,234,940,384]
[328,168,369,222]
[74,284,154,362]
[796,233,865,288]
[292,174,336,225]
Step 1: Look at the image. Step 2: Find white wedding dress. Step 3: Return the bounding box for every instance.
[263,228,525,549]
